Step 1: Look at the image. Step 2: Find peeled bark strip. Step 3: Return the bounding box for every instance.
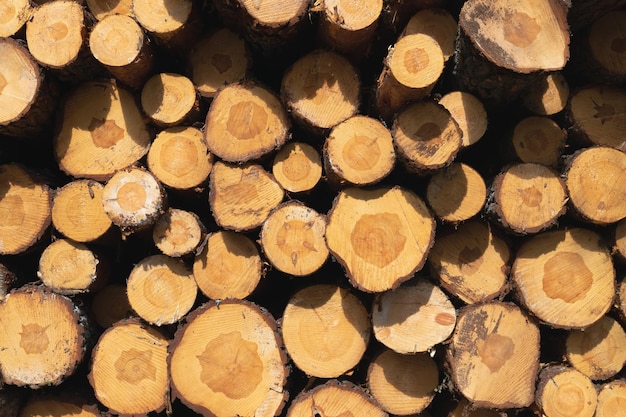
[402,8,457,62]
[455,0,569,105]
[132,0,202,51]
[26,0,102,82]
[438,91,487,148]
[209,161,284,231]
[510,116,566,167]
[19,398,102,417]
[325,186,435,293]
[260,201,328,276]
[595,379,626,417]
[281,49,360,131]
[447,302,540,409]
[193,230,262,300]
[85,0,132,20]
[567,86,626,151]
[566,315,626,381]
[565,146,626,224]
[372,279,456,353]
[316,0,382,60]
[521,72,569,116]
[323,115,395,187]
[512,227,615,329]
[535,365,597,417]
[0,0,32,37]
[51,180,112,243]
[426,162,486,223]
[88,319,169,416]
[286,380,387,417]
[126,254,197,326]
[101,168,167,235]
[205,82,290,163]
[0,163,52,255]
[367,349,439,415]
[0,38,58,138]
[375,34,444,122]
[272,142,322,193]
[141,73,200,127]
[89,15,154,89]
[54,80,151,180]
[152,208,206,257]
[189,27,250,98]
[147,126,213,191]
[428,220,511,305]
[0,286,86,388]
[281,284,370,378]
[489,163,567,234]
[38,238,106,295]
[392,100,463,174]
[170,300,288,417]
[91,284,132,329]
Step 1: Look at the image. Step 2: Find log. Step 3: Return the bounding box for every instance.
[19,397,101,417]
[85,0,132,20]
[141,73,201,127]
[192,230,263,300]
[0,286,87,388]
[126,254,197,326]
[54,79,151,180]
[511,227,615,329]
[50,179,113,243]
[146,126,213,191]
[371,279,456,353]
[323,115,396,187]
[281,284,370,378]
[152,208,206,258]
[367,348,439,415]
[272,142,323,193]
[509,116,566,167]
[534,365,597,417]
[437,91,488,148]
[447,301,540,409]
[428,220,511,304]
[204,82,290,163]
[595,379,626,417]
[0,0,32,38]
[565,315,626,381]
[521,71,570,116]
[401,8,457,63]
[0,163,52,255]
[169,299,288,417]
[325,186,435,292]
[447,399,505,417]
[88,318,169,416]
[90,283,132,329]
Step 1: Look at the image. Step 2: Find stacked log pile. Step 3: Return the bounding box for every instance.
[1,0,626,416]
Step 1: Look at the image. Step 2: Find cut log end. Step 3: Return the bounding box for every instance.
[535,365,597,417]
[272,142,322,193]
[511,116,566,167]
[522,72,569,116]
[141,73,198,127]
[152,208,206,257]
[438,91,488,148]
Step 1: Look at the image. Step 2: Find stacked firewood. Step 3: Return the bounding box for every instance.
[1,0,626,416]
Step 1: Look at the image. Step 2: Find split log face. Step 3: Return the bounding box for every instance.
[438,91,488,148]
[189,28,250,98]
[260,201,328,276]
[565,315,626,381]
[281,49,360,131]
[535,365,597,417]
[325,186,435,293]
[141,73,199,127]
[204,82,290,163]
[192,230,263,300]
[521,72,569,116]
[0,0,32,37]
[88,319,169,416]
[169,300,288,417]
[371,279,456,353]
[459,0,569,73]
[286,380,387,417]
[272,142,322,193]
[511,116,566,167]
[392,100,462,174]
[0,286,86,388]
[209,161,284,231]
[512,227,615,329]
[126,254,197,326]
[568,86,626,151]
[402,8,457,62]
[428,220,511,304]
[281,284,370,378]
[447,302,540,409]
[367,349,439,415]
[323,115,395,186]
[147,126,213,191]
[152,208,206,257]
[51,180,112,243]
[0,163,52,255]
[595,379,626,417]
[54,80,151,180]
[490,163,567,234]
[565,146,626,224]
[85,0,132,20]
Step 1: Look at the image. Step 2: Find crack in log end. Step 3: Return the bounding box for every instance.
[114,348,156,384]
[226,101,268,140]
[542,252,593,304]
[89,118,124,148]
[350,213,406,268]
[117,183,147,213]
